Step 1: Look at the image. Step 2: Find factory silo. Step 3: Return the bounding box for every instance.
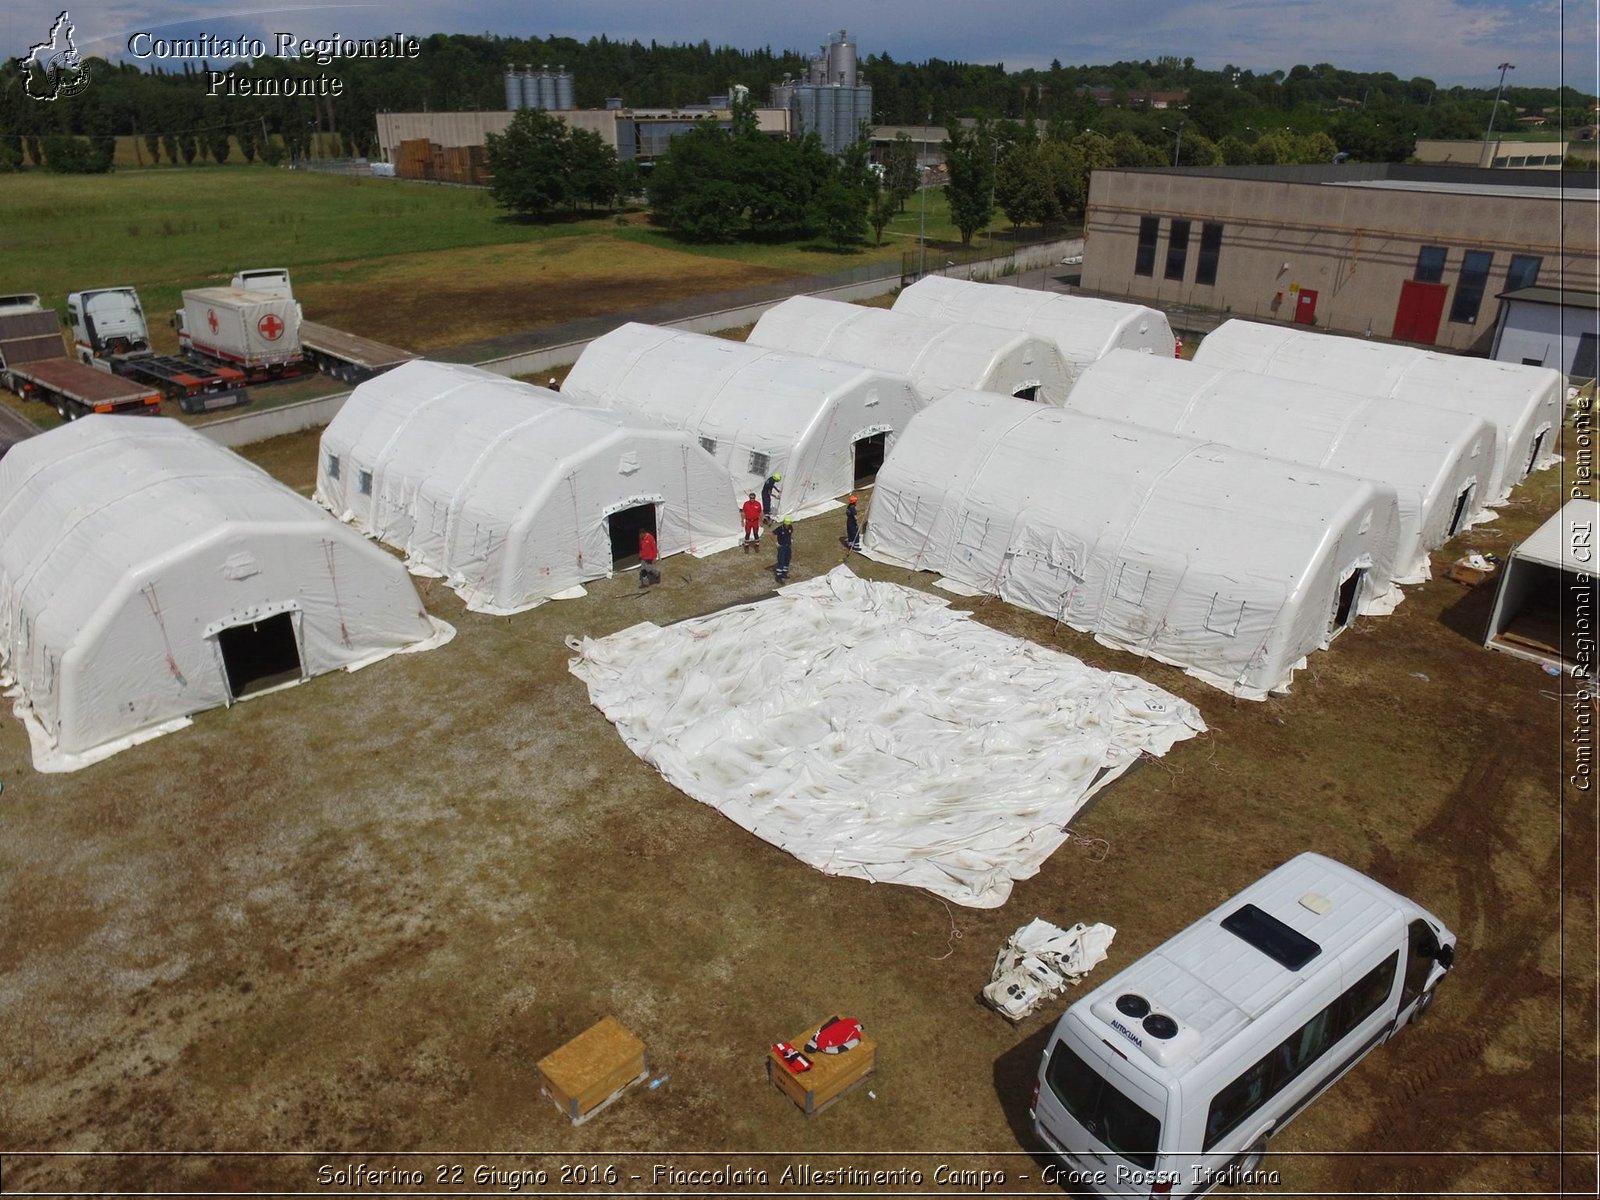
[554,67,575,110]
[829,30,857,85]
[503,65,523,110]
[519,65,538,110]
[536,66,556,110]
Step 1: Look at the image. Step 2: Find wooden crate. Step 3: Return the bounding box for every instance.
[1446,559,1498,586]
[767,1022,876,1116]
[537,1017,649,1125]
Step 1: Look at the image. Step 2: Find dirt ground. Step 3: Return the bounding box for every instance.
[0,413,1593,1198]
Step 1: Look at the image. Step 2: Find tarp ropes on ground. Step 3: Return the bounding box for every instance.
[567,567,1205,908]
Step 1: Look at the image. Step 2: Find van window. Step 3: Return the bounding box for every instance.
[1045,1042,1161,1169]
[1220,903,1321,969]
[1401,920,1439,1009]
[1204,951,1398,1151]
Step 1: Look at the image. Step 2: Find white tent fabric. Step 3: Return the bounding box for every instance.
[1192,320,1562,504]
[894,275,1175,388]
[0,416,452,772]
[864,390,1404,700]
[747,295,1074,403]
[567,567,1205,908]
[318,360,741,614]
[561,323,924,516]
[1066,350,1498,582]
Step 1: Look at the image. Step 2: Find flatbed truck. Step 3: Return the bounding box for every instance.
[0,297,161,420]
[233,269,416,383]
[66,288,248,412]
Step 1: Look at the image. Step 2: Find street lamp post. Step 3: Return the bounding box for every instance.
[1482,61,1515,163]
[919,111,930,278]
[1162,121,1186,166]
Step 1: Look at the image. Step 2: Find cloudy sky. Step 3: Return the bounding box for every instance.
[5,0,1594,88]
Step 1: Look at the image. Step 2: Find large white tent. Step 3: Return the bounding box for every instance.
[893,275,1175,387]
[1485,498,1600,672]
[560,323,924,514]
[747,295,1074,403]
[864,390,1403,699]
[318,360,741,613]
[1066,350,1498,582]
[0,416,451,772]
[1192,319,1562,504]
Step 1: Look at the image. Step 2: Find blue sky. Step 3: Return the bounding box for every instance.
[5,0,1594,88]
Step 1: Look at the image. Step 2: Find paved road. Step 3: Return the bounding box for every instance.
[0,403,40,455]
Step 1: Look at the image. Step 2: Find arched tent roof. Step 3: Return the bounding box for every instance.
[1067,350,1498,582]
[863,390,1402,699]
[893,275,1174,385]
[0,416,448,771]
[1192,319,1561,504]
[318,360,741,614]
[561,323,925,513]
[747,295,1074,403]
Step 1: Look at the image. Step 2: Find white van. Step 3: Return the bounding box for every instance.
[1030,852,1455,1196]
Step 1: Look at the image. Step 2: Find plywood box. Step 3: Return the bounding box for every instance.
[537,1017,649,1125]
[767,1022,876,1116]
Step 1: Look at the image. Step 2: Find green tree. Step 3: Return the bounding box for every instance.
[42,135,112,173]
[884,133,919,212]
[568,126,620,210]
[647,122,742,241]
[179,133,198,164]
[209,130,232,164]
[485,108,575,219]
[811,177,868,248]
[868,182,895,244]
[943,124,995,246]
[994,142,1054,228]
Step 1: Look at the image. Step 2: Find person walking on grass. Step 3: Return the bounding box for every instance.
[844,494,861,552]
[741,491,764,554]
[761,472,782,524]
[638,529,660,588]
[774,515,794,583]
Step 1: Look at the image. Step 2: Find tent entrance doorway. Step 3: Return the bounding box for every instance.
[1524,430,1547,478]
[217,612,303,700]
[1447,484,1475,538]
[853,432,888,487]
[1011,384,1040,402]
[608,502,658,568]
[1332,568,1365,632]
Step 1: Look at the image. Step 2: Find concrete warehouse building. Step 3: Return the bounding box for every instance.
[1080,164,1598,354]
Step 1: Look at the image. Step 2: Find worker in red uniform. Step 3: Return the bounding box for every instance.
[638,529,660,588]
[740,491,764,553]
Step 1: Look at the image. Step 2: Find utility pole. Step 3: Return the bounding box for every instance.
[1482,61,1515,165]
[919,111,930,279]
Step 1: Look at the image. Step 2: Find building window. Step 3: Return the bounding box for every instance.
[1506,254,1542,292]
[1165,219,1191,282]
[1134,216,1159,277]
[1415,246,1447,283]
[1449,251,1493,324]
[1195,223,1224,287]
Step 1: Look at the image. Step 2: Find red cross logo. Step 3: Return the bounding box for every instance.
[207,309,219,334]
[258,313,285,341]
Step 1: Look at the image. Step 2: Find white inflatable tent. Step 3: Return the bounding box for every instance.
[318,360,741,614]
[0,416,450,771]
[1066,350,1498,582]
[1484,498,1600,671]
[560,323,924,514]
[1192,319,1562,504]
[747,295,1074,404]
[893,275,1175,388]
[864,390,1403,699]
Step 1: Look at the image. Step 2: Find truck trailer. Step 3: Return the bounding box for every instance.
[66,287,247,412]
[176,287,307,383]
[0,295,160,420]
[231,269,416,383]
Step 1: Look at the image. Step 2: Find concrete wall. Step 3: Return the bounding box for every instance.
[376,112,516,159]
[1415,138,1570,169]
[1081,170,1597,351]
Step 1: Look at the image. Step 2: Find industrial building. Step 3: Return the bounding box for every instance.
[770,29,873,155]
[1080,163,1598,354]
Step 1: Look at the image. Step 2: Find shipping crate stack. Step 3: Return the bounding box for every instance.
[395,138,433,181]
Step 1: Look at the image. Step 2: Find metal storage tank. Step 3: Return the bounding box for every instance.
[503,65,523,111]
[554,68,574,111]
[519,65,538,110]
[829,31,857,85]
[536,67,556,110]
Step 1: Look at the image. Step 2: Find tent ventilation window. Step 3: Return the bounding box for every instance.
[357,469,373,496]
[956,514,989,552]
[1012,385,1040,402]
[1113,562,1150,605]
[1447,484,1474,538]
[748,450,771,477]
[1525,431,1547,477]
[1204,595,1246,637]
[698,436,718,456]
[325,453,340,480]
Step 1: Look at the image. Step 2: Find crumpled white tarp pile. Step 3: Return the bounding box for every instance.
[567,566,1205,907]
[982,918,1117,1021]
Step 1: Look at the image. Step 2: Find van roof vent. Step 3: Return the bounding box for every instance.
[1115,993,1151,1018]
[1143,1013,1179,1039]
[1299,892,1332,914]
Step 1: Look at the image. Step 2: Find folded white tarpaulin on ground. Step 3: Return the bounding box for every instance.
[567,566,1205,908]
[983,919,1117,1021]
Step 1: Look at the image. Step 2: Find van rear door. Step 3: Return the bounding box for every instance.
[1036,1032,1168,1191]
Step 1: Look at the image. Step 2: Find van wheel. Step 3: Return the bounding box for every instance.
[1412,989,1436,1024]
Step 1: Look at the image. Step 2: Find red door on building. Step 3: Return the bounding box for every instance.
[1294,288,1319,325]
[1392,280,1448,345]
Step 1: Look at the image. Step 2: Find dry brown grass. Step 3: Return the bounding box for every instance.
[0,419,1589,1196]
